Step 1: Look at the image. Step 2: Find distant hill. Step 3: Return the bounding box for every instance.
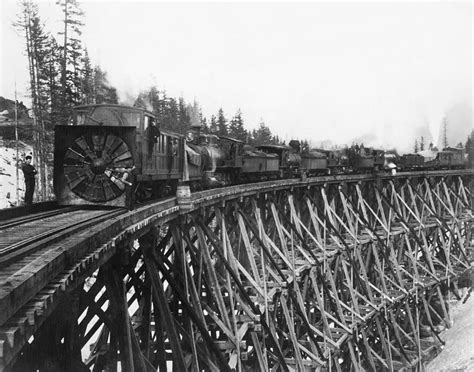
[0,97,33,141]
[0,96,31,124]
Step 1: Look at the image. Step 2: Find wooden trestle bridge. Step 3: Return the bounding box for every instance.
[0,170,473,371]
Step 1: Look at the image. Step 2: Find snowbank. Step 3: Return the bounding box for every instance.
[0,140,34,208]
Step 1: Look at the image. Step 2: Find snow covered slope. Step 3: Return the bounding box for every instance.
[0,140,34,208]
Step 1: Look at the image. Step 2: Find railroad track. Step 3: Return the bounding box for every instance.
[0,206,81,230]
[0,207,126,267]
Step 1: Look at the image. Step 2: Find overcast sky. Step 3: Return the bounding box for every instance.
[1,1,472,151]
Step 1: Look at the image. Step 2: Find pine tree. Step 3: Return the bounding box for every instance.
[15,0,51,201]
[252,120,273,145]
[57,0,85,122]
[157,91,168,118]
[228,109,247,141]
[272,135,282,145]
[93,66,118,104]
[161,97,179,131]
[209,114,218,133]
[442,117,448,148]
[217,108,228,136]
[177,97,190,133]
[148,86,160,112]
[201,116,209,133]
[45,36,62,127]
[468,131,474,168]
[81,49,93,104]
[187,100,201,128]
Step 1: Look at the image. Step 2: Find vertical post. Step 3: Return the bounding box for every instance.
[470,130,474,211]
[14,83,20,206]
[102,257,134,372]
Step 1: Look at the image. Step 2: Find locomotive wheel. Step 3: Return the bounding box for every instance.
[63,132,134,202]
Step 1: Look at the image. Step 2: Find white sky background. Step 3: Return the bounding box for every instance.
[1,1,472,152]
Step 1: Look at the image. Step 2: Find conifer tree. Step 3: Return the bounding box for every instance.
[161,97,179,131]
[187,100,201,128]
[201,116,209,133]
[45,36,62,126]
[209,114,218,133]
[217,108,228,136]
[229,109,247,141]
[57,0,85,122]
[272,135,282,145]
[93,66,118,104]
[252,120,273,145]
[15,0,51,200]
[147,86,160,112]
[420,136,425,151]
[177,97,190,133]
[81,49,93,104]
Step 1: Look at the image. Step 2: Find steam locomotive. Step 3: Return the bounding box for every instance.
[54,104,468,208]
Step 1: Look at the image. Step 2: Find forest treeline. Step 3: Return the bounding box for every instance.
[133,88,283,145]
[14,0,285,200]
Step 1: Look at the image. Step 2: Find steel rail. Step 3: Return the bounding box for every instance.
[0,208,126,267]
[0,206,81,230]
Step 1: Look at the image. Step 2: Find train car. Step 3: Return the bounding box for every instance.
[397,153,424,170]
[55,105,469,209]
[345,146,375,172]
[256,144,300,178]
[424,148,466,169]
[372,149,385,171]
[240,147,279,181]
[312,149,349,174]
[216,137,281,182]
[300,150,328,176]
[54,104,186,207]
[287,140,329,176]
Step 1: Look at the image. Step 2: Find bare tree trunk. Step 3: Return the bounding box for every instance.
[17,1,53,201]
[31,30,47,200]
[61,1,68,118]
[23,8,41,202]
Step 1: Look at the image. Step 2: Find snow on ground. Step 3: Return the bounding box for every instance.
[426,293,474,371]
[0,140,34,208]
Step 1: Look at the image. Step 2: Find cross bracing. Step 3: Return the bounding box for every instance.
[1,171,472,371]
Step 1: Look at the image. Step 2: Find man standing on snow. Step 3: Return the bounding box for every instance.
[22,155,37,205]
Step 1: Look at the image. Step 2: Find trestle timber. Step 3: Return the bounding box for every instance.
[1,171,473,371]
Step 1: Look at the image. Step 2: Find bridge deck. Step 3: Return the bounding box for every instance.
[0,169,472,371]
